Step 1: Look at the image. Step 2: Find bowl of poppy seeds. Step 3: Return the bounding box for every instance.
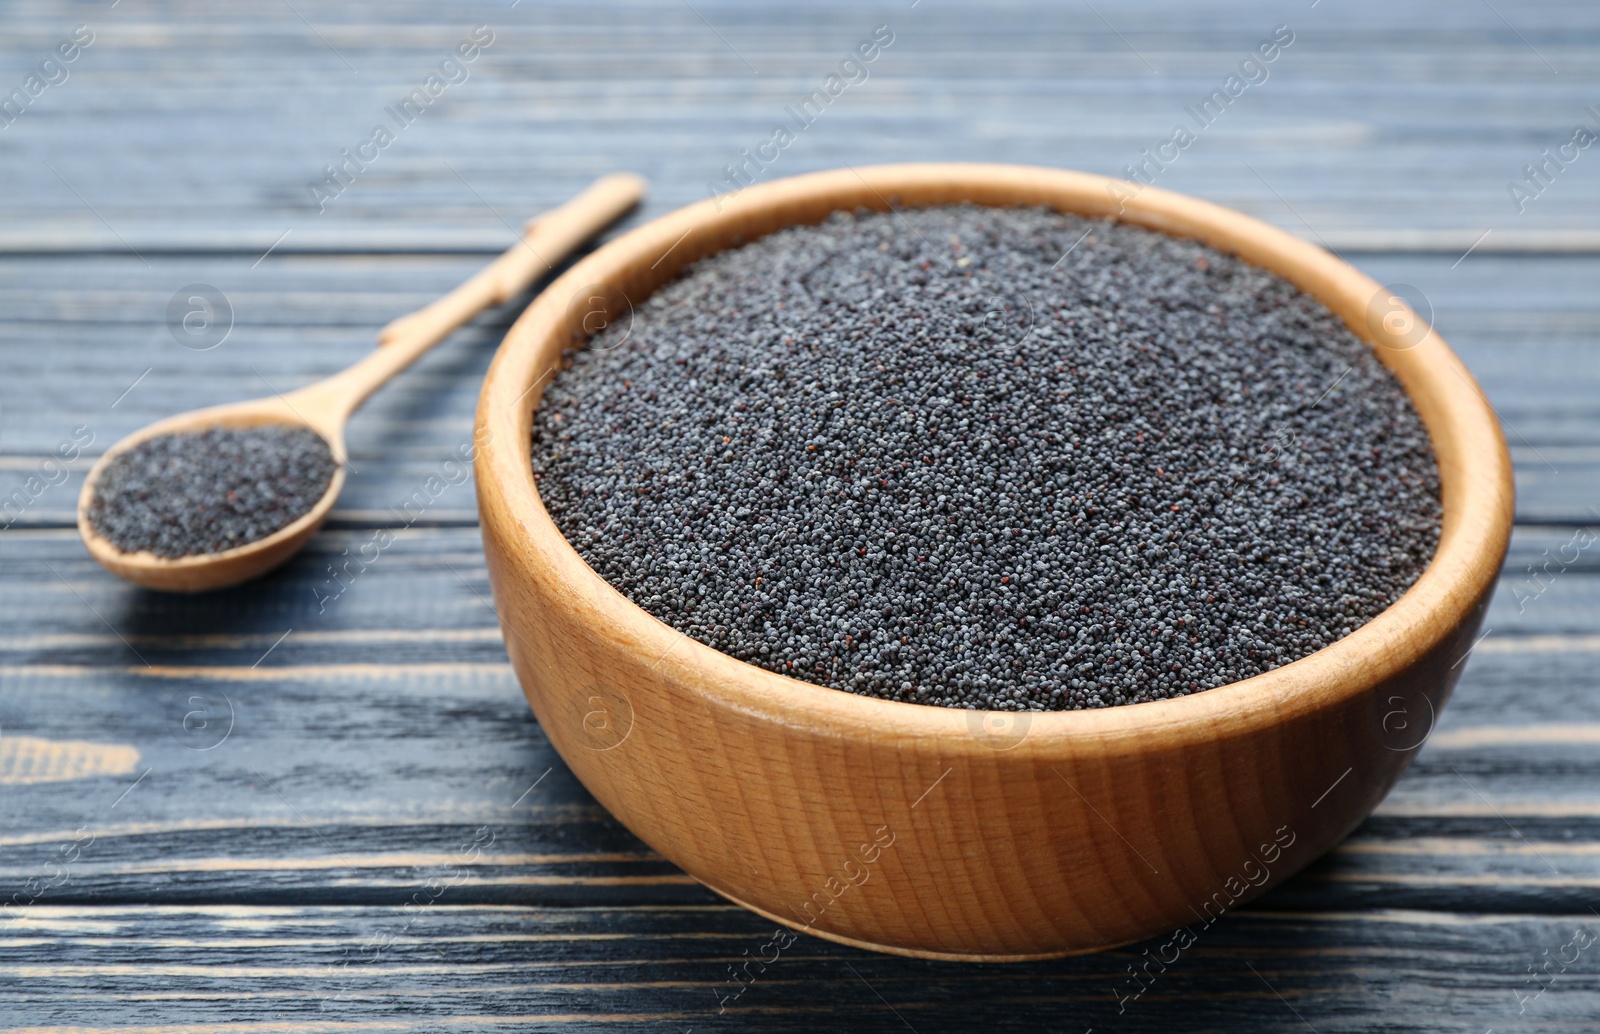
[475,164,1514,959]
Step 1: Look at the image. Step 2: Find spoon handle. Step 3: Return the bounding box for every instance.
[292,173,647,422]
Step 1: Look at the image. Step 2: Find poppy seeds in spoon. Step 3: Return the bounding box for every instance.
[88,425,337,559]
[531,205,1442,711]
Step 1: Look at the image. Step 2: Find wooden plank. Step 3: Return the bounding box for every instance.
[3,904,1600,1031]
[0,0,1598,251]
[3,253,1600,525]
[5,524,1596,654]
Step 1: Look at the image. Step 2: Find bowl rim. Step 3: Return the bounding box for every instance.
[475,162,1513,750]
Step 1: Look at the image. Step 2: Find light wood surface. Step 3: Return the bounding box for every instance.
[475,162,1515,959]
[74,174,646,592]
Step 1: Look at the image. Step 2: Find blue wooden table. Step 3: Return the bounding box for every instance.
[4,1,1600,1029]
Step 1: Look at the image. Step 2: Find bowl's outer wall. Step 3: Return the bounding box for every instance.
[475,164,1513,959]
[485,521,1488,959]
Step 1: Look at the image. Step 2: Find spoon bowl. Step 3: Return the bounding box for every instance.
[77,173,646,593]
[77,398,347,593]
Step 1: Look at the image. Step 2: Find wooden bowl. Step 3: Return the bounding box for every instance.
[474,163,1513,960]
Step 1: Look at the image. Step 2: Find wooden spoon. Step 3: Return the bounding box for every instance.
[77,173,647,592]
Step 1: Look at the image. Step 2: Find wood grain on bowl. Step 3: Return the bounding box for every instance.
[474,163,1514,959]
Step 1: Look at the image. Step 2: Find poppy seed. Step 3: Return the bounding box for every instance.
[531,205,1441,711]
[88,425,337,559]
